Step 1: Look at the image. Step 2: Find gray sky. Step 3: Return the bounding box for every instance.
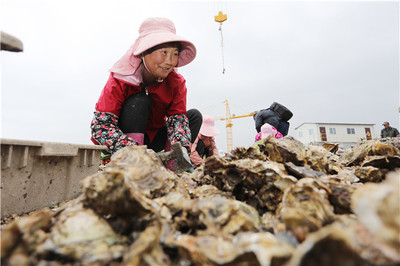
[1,0,399,152]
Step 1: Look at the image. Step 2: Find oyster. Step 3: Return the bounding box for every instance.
[287,215,399,265]
[322,142,339,154]
[172,196,262,237]
[323,179,356,214]
[360,154,400,170]
[338,140,400,168]
[351,170,400,253]
[301,144,342,175]
[36,202,128,264]
[255,136,306,166]
[1,209,53,266]
[100,145,175,199]
[284,161,325,180]
[189,185,233,199]
[204,156,296,214]
[1,138,398,265]
[122,220,171,266]
[380,137,400,149]
[81,146,175,220]
[229,146,267,161]
[353,165,384,183]
[277,178,336,242]
[174,232,294,266]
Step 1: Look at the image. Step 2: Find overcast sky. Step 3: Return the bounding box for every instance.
[1,0,399,152]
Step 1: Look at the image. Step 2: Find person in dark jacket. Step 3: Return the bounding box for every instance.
[254,102,293,136]
[381,122,399,138]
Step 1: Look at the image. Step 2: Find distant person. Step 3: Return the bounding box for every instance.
[90,17,202,164]
[190,115,220,167]
[254,123,283,142]
[381,122,399,138]
[254,102,293,136]
[252,123,283,152]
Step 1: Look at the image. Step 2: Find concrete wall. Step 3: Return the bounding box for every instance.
[1,139,105,218]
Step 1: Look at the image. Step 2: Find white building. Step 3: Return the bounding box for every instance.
[294,122,376,150]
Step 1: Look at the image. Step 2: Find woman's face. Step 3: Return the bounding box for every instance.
[143,44,180,80]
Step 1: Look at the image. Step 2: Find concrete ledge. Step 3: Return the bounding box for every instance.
[1,139,106,218]
[1,31,23,52]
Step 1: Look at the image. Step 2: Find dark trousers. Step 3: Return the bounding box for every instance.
[118,92,202,152]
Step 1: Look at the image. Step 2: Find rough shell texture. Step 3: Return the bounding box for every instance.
[204,156,296,214]
[82,146,174,218]
[2,140,400,265]
[288,215,399,265]
[36,202,128,263]
[174,232,294,266]
[351,170,400,253]
[277,178,336,242]
[256,136,306,166]
[338,140,400,168]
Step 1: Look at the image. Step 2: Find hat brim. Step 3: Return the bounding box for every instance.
[200,126,220,137]
[133,32,196,67]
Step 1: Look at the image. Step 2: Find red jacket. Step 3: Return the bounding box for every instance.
[95,71,187,142]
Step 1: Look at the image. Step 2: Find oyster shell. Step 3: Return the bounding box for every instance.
[287,215,399,265]
[204,156,296,214]
[81,146,175,219]
[284,161,325,180]
[256,136,306,166]
[354,166,384,183]
[174,232,294,266]
[172,196,262,237]
[351,170,400,253]
[229,146,267,161]
[122,221,171,266]
[190,184,233,199]
[338,140,400,168]
[277,178,336,242]
[322,142,339,154]
[2,138,398,265]
[301,144,342,175]
[36,202,128,264]
[1,208,53,265]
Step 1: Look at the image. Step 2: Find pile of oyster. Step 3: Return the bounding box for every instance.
[2,137,400,265]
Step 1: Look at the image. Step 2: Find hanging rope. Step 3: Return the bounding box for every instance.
[214,10,227,75]
[218,22,225,74]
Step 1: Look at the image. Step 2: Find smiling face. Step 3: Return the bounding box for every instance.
[142,42,181,83]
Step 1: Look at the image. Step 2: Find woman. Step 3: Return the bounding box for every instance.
[91,17,202,162]
[254,123,283,142]
[252,123,283,153]
[254,102,293,136]
[190,115,220,167]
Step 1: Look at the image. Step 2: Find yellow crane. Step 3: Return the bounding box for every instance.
[216,99,257,152]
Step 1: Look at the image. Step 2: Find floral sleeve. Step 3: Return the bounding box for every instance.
[255,132,262,142]
[166,114,191,154]
[91,111,137,154]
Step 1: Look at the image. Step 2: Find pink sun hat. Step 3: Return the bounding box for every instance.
[200,115,220,137]
[110,17,196,76]
[261,123,283,139]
